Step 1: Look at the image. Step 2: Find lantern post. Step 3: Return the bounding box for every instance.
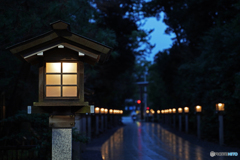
[8,20,112,160]
[195,105,202,139]
[168,109,172,125]
[216,103,225,146]
[146,109,149,122]
[157,110,160,122]
[161,110,165,123]
[95,107,100,136]
[109,109,113,128]
[184,107,189,133]
[100,108,105,132]
[178,108,183,131]
[172,108,176,129]
[165,109,168,124]
[104,108,108,131]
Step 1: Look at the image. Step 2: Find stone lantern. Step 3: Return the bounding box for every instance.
[8,20,112,160]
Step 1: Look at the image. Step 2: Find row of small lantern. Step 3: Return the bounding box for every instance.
[151,103,224,114]
[94,107,123,114]
[146,103,225,146]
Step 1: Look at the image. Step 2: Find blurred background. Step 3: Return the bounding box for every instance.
[0,0,240,150]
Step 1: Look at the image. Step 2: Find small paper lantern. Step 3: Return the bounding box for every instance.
[216,103,225,111]
[184,107,189,113]
[178,108,183,113]
[195,105,202,112]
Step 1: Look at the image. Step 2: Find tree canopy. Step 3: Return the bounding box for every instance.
[145,0,240,146]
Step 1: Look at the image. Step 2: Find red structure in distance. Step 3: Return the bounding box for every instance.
[137,100,141,104]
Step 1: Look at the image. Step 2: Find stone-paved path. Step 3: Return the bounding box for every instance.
[101,117,240,160]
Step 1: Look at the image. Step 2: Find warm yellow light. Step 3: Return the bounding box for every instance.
[46,63,61,73]
[161,110,164,114]
[169,109,172,113]
[46,75,61,85]
[172,108,176,113]
[46,62,78,98]
[157,110,160,114]
[178,108,182,113]
[62,86,77,97]
[150,109,155,114]
[120,110,123,114]
[146,110,149,114]
[46,86,61,97]
[100,108,105,114]
[184,107,189,113]
[216,103,225,111]
[195,105,202,112]
[109,109,113,114]
[95,107,100,114]
[165,109,169,114]
[62,63,77,73]
[62,75,77,85]
[104,108,108,114]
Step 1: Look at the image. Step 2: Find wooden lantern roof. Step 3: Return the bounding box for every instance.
[7,20,112,65]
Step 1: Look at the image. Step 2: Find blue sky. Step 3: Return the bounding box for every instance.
[139,12,175,62]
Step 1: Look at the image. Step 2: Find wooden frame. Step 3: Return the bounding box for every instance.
[38,61,84,103]
[43,61,79,100]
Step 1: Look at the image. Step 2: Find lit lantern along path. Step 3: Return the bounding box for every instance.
[101,117,240,160]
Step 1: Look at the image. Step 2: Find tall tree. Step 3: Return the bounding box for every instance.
[84,0,153,108]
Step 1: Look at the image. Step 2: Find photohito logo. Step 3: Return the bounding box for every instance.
[210,151,215,157]
[210,151,238,157]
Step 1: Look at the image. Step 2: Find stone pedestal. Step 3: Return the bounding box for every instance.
[52,128,72,160]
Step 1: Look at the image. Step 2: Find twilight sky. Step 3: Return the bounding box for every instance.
[139,12,175,62]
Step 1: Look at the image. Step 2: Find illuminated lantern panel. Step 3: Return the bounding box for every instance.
[195,105,202,112]
[46,63,61,73]
[95,107,100,114]
[100,108,105,114]
[63,63,77,73]
[46,86,61,97]
[216,103,225,111]
[157,110,160,114]
[172,108,176,113]
[104,109,108,114]
[46,62,77,98]
[109,109,113,114]
[184,107,189,113]
[169,109,172,113]
[178,108,182,113]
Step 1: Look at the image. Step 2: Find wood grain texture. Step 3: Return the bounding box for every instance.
[39,64,44,102]
[79,61,84,103]
[49,115,75,128]
[33,101,88,106]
